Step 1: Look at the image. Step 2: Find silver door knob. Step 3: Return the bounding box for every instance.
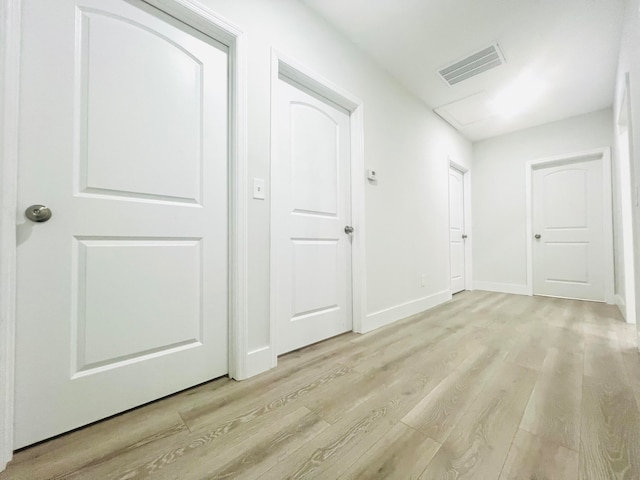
[462,234,468,239]
[534,234,541,239]
[344,225,354,234]
[25,204,52,223]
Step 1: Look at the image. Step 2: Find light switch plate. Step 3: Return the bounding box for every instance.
[253,178,265,200]
[367,169,377,181]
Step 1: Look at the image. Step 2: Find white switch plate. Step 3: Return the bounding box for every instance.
[253,178,265,200]
[367,169,377,181]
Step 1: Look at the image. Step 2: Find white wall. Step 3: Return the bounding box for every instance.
[196,0,471,369]
[615,0,640,331]
[472,109,613,292]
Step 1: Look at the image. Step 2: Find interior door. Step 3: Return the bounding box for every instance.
[15,0,229,448]
[273,76,352,355]
[532,158,605,301]
[449,167,466,293]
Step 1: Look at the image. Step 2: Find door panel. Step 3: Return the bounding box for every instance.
[292,240,339,316]
[16,0,228,448]
[532,159,605,301]
[79,8,204,203]
[542,170,588,228]
[291,104,339,215]
[274,78,352,355]
[449,167,466,293]
[74,238,202,373]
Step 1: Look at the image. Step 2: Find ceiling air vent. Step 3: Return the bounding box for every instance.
[438,44,506,86]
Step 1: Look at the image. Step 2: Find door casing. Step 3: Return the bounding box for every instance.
[269,49,366,370]
[525,148,615,303]
[0,0,21,471]
[617,74,637,324]
[0,0,248,469]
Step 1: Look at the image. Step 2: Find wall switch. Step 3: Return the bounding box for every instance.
[253,178,265,200]
[367,169,377,181]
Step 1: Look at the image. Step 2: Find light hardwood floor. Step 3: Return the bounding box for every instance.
[3,291,640,479]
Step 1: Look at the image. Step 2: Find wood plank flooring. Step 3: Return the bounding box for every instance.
[3,291,640,479]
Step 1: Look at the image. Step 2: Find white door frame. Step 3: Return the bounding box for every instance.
[617,73,637,324]
[269,49,366,368]
[525,147,615,304]
[0,0,249,469]
[448,159,473,292]
[0,0,21,471]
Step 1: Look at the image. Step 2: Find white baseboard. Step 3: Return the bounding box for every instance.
[614,294,638,324]
[615,294,627,320]
[240,346,274,380]
[473,281,530,296]
[362,289,452,334]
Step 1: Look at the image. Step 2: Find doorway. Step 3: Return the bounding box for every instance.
[449,166,467,294]
[272,75,353,355]
[270,53,365,357]
[13,0,231,448]
[528,150,614,302]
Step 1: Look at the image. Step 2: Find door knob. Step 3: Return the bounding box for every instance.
[25,204,52,223]
[344,225,354,234]
[534,234,541,239]
[462,234,468,239]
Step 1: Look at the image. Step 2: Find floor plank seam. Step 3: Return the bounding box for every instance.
[519,425,580,454]
[496,430,519,480]
[398,419,426,435]
[489,358,539,477]
[578,339,587,478]
[177,410,193,434]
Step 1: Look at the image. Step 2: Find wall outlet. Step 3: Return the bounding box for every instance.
[420,274,426,287]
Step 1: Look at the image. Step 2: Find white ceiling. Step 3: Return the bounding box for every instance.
[300,0,627,141]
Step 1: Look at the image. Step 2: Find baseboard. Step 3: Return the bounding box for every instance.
[241,346,274,380]
[615,294,627,320]
[362,289,452,334]
[473,281,530,296]
[0,454,7,475]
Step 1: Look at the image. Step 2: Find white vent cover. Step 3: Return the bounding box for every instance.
[438,44,506,86]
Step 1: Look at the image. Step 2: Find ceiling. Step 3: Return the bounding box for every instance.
[300,0,627,141]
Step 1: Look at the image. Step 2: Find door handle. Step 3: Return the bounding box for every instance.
[534,234,541,239]
[25,204,52,223]
[344,225,354,234]
[462,234,468,239]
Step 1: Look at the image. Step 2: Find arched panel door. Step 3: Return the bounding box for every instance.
[273,78,352,355]
[532,159,605,301]
[15,0,229,447]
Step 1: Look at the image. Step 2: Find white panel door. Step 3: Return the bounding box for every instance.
[15,0,229,448]
[449,167,466,293]
[532,159,605,301]
[274,77,352,355]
